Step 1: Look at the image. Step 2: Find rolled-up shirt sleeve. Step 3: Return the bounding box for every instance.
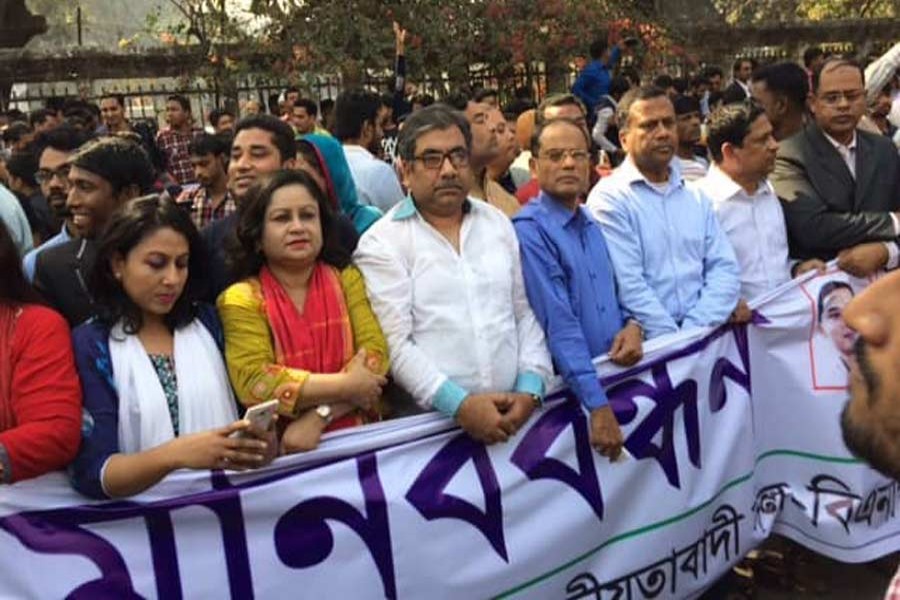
[506,222,553,400]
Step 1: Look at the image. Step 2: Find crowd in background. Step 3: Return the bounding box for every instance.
[0,25,899,561]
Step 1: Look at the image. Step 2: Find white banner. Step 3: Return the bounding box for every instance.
[0,269,897,599]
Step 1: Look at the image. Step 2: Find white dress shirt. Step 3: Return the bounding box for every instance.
[699,165,792,301]
[343,145,405,212]
[353,196,552,417]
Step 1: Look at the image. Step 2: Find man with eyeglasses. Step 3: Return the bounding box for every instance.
[772,58,900,277]
[21,125,91,281]
[587,86,741,340]
[513,117,643,460]
[355,104,552,445]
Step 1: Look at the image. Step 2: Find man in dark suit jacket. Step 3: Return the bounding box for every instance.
[722,58,755,104]
[34,137,153,326]
[772,58,900,278]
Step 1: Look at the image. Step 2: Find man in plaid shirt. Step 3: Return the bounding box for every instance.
[175,133,235,229]
[839,270,900,599]
[157,94,203,186]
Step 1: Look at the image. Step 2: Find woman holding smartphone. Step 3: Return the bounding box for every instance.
[70,195,274,499]
[219,170,389,455]
[0,223,82,483]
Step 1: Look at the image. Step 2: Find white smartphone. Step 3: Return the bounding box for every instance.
[242,399,279,433]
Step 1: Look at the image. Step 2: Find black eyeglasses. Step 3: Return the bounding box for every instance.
[413,148,470,170]
[34,165,71,185]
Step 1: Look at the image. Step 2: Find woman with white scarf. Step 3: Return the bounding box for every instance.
[70,195,274,499]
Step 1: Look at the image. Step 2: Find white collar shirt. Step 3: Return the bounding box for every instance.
[353,196,552,417]
[822,130,858,178]
[698,165,792,301]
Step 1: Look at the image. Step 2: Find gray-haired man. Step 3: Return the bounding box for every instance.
[354,104,552,444]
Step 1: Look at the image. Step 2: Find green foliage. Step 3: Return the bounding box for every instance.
[713,0,897,23]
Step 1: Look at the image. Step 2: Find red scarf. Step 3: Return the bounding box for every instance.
[259,263,373,431]
[0,305,20,433]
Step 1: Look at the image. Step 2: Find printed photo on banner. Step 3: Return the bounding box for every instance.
[800,269,867,391]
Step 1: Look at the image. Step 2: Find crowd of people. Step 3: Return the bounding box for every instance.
[0,29,898,582]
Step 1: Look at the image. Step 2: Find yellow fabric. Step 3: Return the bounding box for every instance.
[218,265,389,418]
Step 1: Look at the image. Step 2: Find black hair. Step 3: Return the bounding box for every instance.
[690,75,711,88]
[396,103,472,162]
[621,67,642,87]
[589,39,608,60]
[333,88,380,142]
[752,62,809,111]
[166,95,191,113]
[732,57,757,74]
[474,87,498,103]
[701,65,724,79]
[92,195,204,333]
[706,100,767,163]
[672,77,689,95]
[817,281,854,324]
[70,137,155,195]
[208,107,235,128]
[444,88,473,112]
[536,93,586,125]
[62,101,99,131]
[233,114,297,162]
[320,98,335,112]
[188,132,231,157]
[2,121,32,144]
[803,46,825,68]
[653,74,674,89]
[293,98,319,117]
[295,140,325,180]
[0,222,42,306]
[5,150,39,187]
[411,93,435,108]
[530,117,591,156]
[4,109,26,122]
[608,76,631,100]
[812,58,865,94]
[673,95,701,116]
[228,169,350,281]
[617,86,669,130]
[32,124,92,161]
[100,94,126,108]
[28,108,56,129]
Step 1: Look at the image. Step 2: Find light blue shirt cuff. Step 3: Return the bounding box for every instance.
[432,379,469,418]
[514,371,545,401]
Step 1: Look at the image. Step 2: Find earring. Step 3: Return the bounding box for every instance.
[114,272,122,280]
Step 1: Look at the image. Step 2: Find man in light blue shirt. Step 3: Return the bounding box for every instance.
[587,86,741,339]
[334,89,403,212]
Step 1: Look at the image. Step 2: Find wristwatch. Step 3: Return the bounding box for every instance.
[315,404,333,425]
[627,318,645,340]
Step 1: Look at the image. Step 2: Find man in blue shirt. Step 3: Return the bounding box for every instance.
[572,38,624,119]
[587,86,741,339]
[514,118,642,460]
